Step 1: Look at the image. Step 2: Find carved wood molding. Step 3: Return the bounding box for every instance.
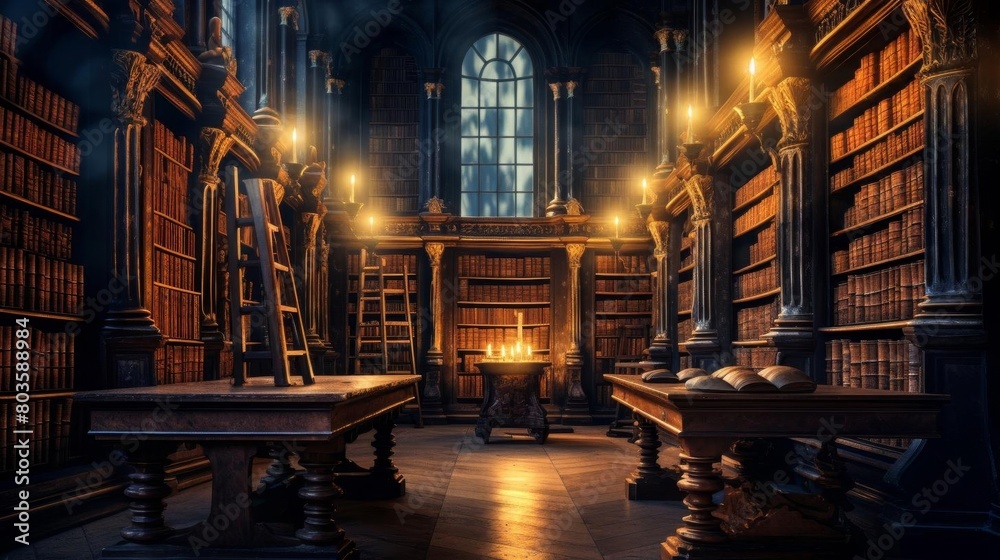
[771,77,813,149]
[902,0,976,75]
[566,244,585,268]
[425,242,445,267]
[648,221,670,256]
[110,49,161,126]
[300,213,323,252]
[197,128,234,183]
[683,174,715,223]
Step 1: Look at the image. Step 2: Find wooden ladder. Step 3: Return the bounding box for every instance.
[353,248,416,376]
[226,168,315,386]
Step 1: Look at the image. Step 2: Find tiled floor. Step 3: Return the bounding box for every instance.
[6,425,686,560]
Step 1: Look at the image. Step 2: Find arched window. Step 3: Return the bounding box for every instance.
[461,33,534,217]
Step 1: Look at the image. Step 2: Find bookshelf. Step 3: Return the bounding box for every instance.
[454,254,552,402]
[150,120,204,385]
[823,23,925,447]
[730,165,780,369]
[367,48,420,214]
[676,214,694,369]
[581,50,649,215]
[0,13,81,474]
[346,250,421,373]
[591,253,652,408]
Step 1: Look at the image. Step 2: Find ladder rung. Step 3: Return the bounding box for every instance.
[241,304,298,315]
[357,353,383,358]
[381,273,406,278]
[360,296,381,300]
[386,340,412,344]
[243,349,308,360]
[383,289,405,294]
[384,321,410,326]
[362,266,380,271]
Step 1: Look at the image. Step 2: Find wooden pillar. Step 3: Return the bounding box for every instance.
[681,154,722,371]
[563,243,590,423]
[653,27,675,176]
[196,127,234,380]
[763,76,815,371]
[277,6,297,127]
[102,49,164,388]
[546,75,567,216]
[325,75,345,207]
[423,70,444,208]
[646,220,673,367]
[422,242,447,422]
[565,76,580,204]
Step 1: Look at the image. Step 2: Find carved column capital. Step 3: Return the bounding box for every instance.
[672,29,689,51]
[426,242,445,267]
[110,49,161,126]
[565,81,579,99]
[549,82,563,100]
[566,243,585,268]
[648,221,671,254]
[300,213,322,252]
[424,82,444,99]
[902,0,976,75]
[197,128,234,184]
[309,50,328,67]
[326,78,345,94]
[771,76,813,149]
[654,28,673,52]
[278,6,299,29]
[684,174,715,223]
[651,65,661,85]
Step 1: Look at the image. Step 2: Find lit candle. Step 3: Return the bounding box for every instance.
[749,57,756,102]
[614,215,620,239]
[290,128,298,163]
[501,345,506,359]
[487,343,492,358]
[369,215,375,236]
[686,105,693,142]
[641,178,648,205]
[527,345,532,359]
[516,312,523,347]
[350,174,356,203]
[516,341,521,359]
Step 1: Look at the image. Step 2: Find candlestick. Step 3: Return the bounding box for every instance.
[749,57,756,102]
[641,178,648,205]
[350,174,356,203]
[686,105,693,142]
[291,128,298,163]
[614,215,620,239]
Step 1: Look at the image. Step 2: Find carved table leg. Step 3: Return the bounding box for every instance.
[198,443,257,547]
[663,438,730,558]
[120,443,175,543]
[338,414,407,499]
[626,415,682,500]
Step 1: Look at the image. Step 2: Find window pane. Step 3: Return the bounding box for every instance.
[498,165,516,191]
[462,49,483,77]
[516,109,532,136]
[461,138,478,163]
[498,192,515,216]
[498,81,516,107]
[480,81,497,106]
[481,193,497,217]
[516,78,533,107]
[498,35,518,61]
[511,48,532,76]
[479,139,496,163]
[516,138,532,163]
[461,165,478,192]
[462,192,478,216]
[461,109,478,136]
[517,165,533,191]
[498,138,516,164]
[498,109,516,136]
[480,165,497,191]
[461,78,479,105]
[479,109,497,136]
[517,193,533,216]
[474,34,496,61]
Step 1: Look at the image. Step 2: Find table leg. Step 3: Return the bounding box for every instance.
[626,415,682,500]
[295,441,356,558]
[676,450,727,544]
[201,443,256,547]
[120,443,175,543]
[338,414,407,499]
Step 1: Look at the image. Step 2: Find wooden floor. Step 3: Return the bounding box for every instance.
[8,425,686,560]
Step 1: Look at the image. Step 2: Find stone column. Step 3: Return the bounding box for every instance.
[423,72,445,209]
[325,75,345,208]
[102,50,163,388]
[546,78,567,216]
[682,164,721,371]
[646,221,673,367]
[653,27,675,176]
[196,127,234,381]
[277,6,297,127]
[563,243,590,423]
[763,77,815,370]
[565,76,580,205]
[422,242,446,422]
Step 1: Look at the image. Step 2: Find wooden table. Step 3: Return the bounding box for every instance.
[75,375,420,559]
[604,374,949,560]
[475,361,551,443]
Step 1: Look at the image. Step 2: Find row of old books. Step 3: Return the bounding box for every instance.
[585,93,646,107]
[733,261,778,299]
[456,371,484,399]
[677,317,693,346]
[732,347,779,370]
[0,326,74,391]
[829,29,921,117]
[595,334,647,358]
[456,326,549,349]
[0,14,16,56]
[832,261,926,325]
[582,157,649,178]
[842,163,923,228]
[152,120,193,168]
[832,207,924,273]
[0,203,73,259]
[829,119,924,191]
[348,252,418,274]
[368,137,421,152]
[595,277,652,292]
[582,107,647,124]
[355,300,416,317]
[350,278,417,295]
[153,214,197,258]
[594,317,648,337]
[735,299,780,341]
[0,246,82,314]
[155,344,205,385]
[456,306,548,324]
[679,237,695,270]
[0,150,78,214]
[369,95,419,110]
[596,254,648,274]
[745,223,776,265]
[152,285,200,340]
[733,166,778,208]
[678,281,693,312]
[153,159,195,225]
[0,396,73,471]
[0,105,79,172]
[586,80,639,93]
[7,71,81,133]
[826,339,920,392]
[365,179,418,196]
[368,51,420,215]
[153,248,197,291]
[595,298,652,313]
[830,80,922,159]
[370,67,411,82]
[370,82,418,96]
[733,192,776,236]
[369,108,418,123]
[458,281,550,302]
[368,123,419,137]
[582,123,646,137]
[457,254,551,277]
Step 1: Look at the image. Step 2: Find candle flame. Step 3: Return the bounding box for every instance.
[749,57,756,76]
[688,104,693,119]
[292,128,297,142]
[350,174,356,185]
[642,178,647,189]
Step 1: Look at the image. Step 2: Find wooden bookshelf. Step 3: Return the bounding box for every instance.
[824,21,926,437]
[454,253,552,402]
[150,119,204,385]
[367,48,420,214]
[0,12,82,474]
[580,50,648,215]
